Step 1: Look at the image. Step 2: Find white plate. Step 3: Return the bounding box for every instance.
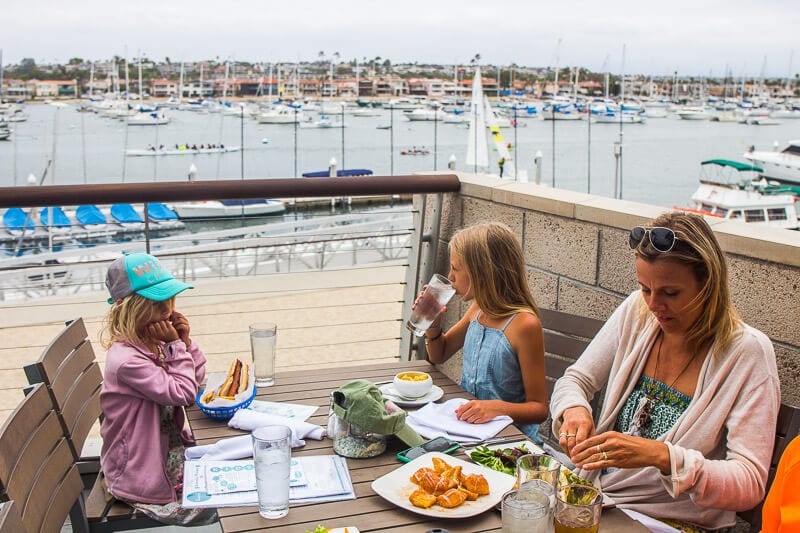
[464,439,545,474]
[379,383,444,407]
[370,451,515,518]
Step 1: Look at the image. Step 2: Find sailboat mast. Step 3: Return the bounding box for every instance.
[88,61,94,98]
[1,49,5,103]
[137,51,143,108]
[178,62,184,103]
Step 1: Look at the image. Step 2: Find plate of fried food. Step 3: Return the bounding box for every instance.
[371,451,515,518]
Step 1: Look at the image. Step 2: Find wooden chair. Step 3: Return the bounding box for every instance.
[23,318,103,473]
[536,308,606,450]
[24,318,162,531]
[738,402,800,531]
[0,383,88,533]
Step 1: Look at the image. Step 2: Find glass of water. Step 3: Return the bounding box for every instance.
[252,425,292,519]
[502,487,553,533]
[249,322,277,387]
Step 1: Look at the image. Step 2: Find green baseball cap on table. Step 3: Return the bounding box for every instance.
[332,379,425,447]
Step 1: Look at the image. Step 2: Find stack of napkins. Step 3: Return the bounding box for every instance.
[406,398,513,442]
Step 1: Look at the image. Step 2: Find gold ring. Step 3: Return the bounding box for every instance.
[566,434,576,438]
[602,451,608,461]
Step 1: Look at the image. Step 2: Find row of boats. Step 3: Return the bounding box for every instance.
[1,200,288,245]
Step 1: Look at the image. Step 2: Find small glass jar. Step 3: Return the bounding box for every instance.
[328,393,387,458]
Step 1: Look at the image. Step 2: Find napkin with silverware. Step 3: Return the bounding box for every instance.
[185,410,325,461]
[405,398,513,442]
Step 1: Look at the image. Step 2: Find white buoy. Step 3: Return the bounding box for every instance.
[448,154,456,170]
[188,163,198,181]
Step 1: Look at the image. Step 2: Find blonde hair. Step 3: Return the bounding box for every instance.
[450,222,539,319]
[101,294,174,350]
[634,211,740,355]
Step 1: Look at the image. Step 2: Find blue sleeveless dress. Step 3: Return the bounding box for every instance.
[460,312,542,443]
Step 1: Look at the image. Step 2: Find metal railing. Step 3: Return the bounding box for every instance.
[0,174,460,361]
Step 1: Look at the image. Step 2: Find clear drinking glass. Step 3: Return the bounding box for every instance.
[406,273,456,337]
[516,453,561,492]
[502,487,554,533]
[249,322,277,387]
[554,484,602,533]
[252,425,292,519]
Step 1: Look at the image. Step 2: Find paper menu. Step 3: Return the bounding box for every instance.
[182,455,354,508]
[202,459,306,495]
[247,400,318,421]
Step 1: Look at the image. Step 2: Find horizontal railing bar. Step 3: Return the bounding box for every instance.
[0,174,460,208]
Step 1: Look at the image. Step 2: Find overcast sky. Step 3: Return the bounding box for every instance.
[3,0,798,78]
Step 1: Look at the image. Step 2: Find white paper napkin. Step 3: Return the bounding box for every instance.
[228,409,326,446]
[405,398,513,442]
[185,435,255,461]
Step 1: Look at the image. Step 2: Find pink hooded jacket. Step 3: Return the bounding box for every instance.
[100,338,206,504]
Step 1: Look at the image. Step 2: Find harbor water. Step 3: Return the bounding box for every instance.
[1,102,798,210]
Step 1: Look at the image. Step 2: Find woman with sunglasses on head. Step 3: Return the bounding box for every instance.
[550,211,779,532]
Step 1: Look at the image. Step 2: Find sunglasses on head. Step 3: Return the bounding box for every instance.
[629,226,676,253]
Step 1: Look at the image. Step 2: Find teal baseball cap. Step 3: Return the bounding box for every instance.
[105,252,193,304]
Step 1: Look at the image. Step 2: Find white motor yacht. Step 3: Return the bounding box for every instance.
[681,160,799,229]
[744,140,800,186]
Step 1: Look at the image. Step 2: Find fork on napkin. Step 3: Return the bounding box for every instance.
[405,398,513,443]
[185,410,325,461]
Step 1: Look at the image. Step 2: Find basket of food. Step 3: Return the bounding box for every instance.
[196,358,256,420]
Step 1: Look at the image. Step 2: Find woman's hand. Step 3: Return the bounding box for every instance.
[147,320,179,344]
[170,311,191,346]
[570,431,671,475]
[558,406,596,456]
[454,399,503,424]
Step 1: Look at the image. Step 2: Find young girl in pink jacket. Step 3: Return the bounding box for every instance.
[100,252,216,525]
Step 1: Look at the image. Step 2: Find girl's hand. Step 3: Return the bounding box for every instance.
[570,431,671,475]
[170,311,191,346]
[147,320,179,344]
[454,399,502,424]
[558,406,596,457]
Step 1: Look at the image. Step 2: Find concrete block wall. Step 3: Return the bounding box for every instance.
[418,172,800,406]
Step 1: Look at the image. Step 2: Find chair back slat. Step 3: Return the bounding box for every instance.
[60,362,103,452]
[49,339,96,406]
[37,318,88,381]
[0,385,55,491]
[21,439,75,533]
[0,500,25,533]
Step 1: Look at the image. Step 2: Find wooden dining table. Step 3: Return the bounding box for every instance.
[187,360,650,532]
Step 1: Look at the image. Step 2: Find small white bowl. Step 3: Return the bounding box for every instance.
[393,371,433,399]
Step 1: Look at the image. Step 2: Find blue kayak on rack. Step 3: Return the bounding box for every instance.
[3,208,35,233]
[147,202,179,221]
[39,207,72,229]
[110,204,144,224]
[75,205,107,226]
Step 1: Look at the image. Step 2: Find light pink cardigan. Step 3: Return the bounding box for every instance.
[551,292,780,530]
[100,339,206,504]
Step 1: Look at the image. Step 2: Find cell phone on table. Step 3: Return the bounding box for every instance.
[397,436,461,462]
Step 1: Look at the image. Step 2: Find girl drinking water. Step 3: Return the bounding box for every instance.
[422,222,548,443]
